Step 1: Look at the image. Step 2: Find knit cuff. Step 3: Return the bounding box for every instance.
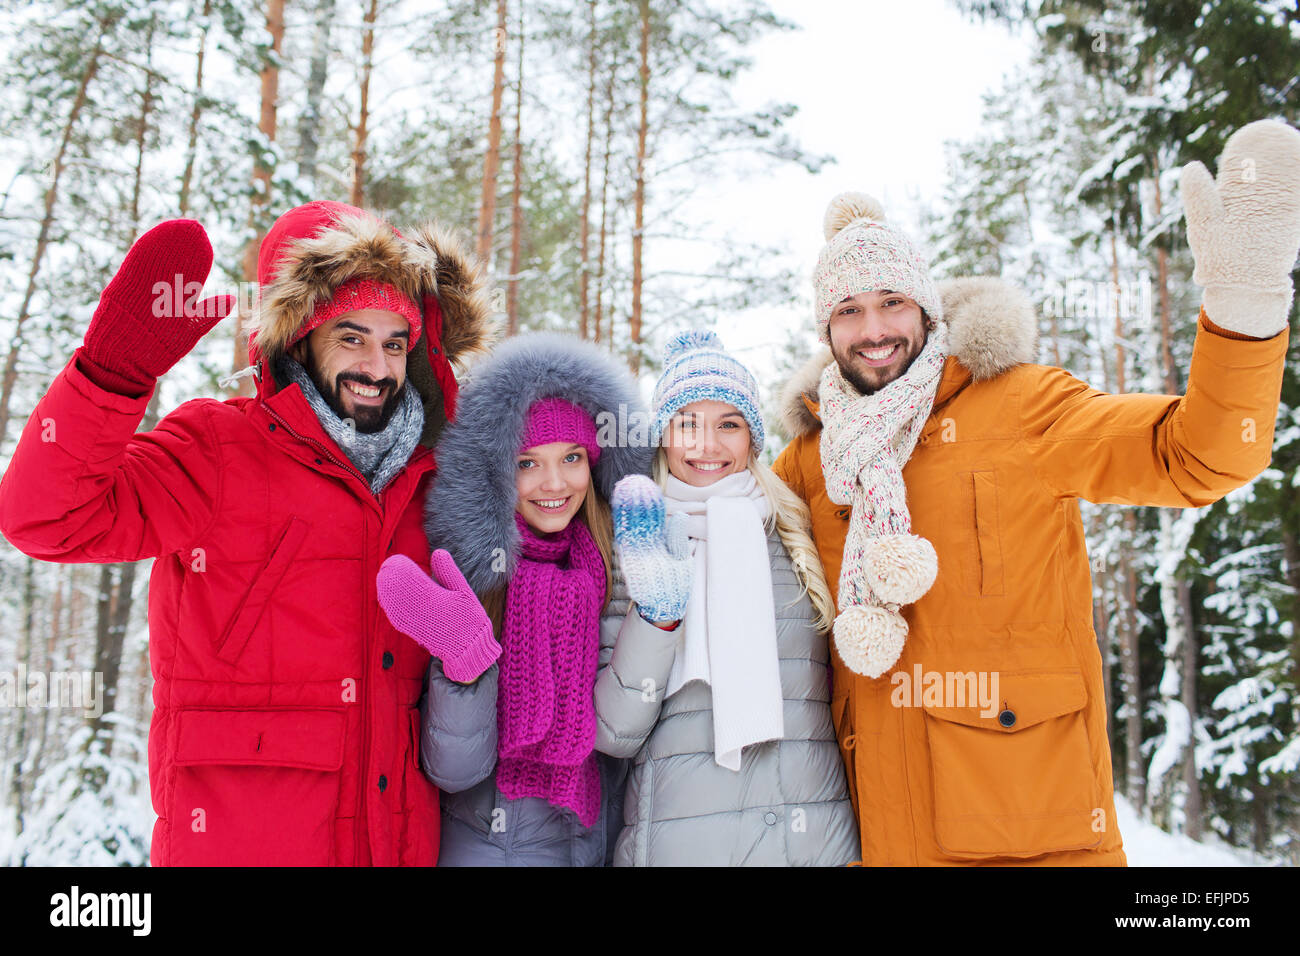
[73,348,154,399]
[440,625,502,684]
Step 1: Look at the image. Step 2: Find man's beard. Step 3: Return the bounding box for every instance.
[831,334,925,395]
[311,367,406,433]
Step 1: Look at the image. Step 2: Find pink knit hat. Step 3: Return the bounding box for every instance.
[520,397,601,462]
[289,276,424,350]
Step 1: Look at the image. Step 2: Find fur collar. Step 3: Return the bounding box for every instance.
[424,333,653,595]
[778,276,1038,438]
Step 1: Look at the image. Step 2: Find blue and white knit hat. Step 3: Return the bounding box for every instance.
[650,330,764,452]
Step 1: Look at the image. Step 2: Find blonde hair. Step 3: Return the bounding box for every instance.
[479,484,614,638]
[652,448,836,632]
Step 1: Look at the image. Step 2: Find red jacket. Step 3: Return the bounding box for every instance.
[0,206,492,865]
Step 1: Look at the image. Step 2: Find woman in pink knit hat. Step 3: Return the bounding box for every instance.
[376,332,651,865]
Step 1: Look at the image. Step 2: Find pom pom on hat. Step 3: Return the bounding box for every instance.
[663,328,724,364]
[823,191,887,240]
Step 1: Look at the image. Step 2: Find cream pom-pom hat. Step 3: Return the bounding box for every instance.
[813,192,943,343]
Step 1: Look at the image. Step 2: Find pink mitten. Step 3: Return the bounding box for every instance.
[377,549,501,683]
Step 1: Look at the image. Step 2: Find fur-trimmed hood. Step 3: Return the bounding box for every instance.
[245,201,495,446]
[425,332,653,595]
[778,276,1038,438]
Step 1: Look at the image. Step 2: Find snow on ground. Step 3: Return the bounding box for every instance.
[1115,796,1273,866]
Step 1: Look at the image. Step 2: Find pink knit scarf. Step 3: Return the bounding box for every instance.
[495,513,606,827]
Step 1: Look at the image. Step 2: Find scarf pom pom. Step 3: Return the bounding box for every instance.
[865,533,938,606]
[833,605,907,678]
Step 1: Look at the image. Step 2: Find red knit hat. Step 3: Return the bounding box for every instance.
[290,276,423,350]
[520,397,601,463]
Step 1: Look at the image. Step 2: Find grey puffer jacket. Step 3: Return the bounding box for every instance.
[594,530,860,866]
[419,647,627,867]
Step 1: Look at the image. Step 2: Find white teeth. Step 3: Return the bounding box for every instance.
[533,498,569,510]
[346,382,381,397]
[858,345,898,361]
[692,462,725,471]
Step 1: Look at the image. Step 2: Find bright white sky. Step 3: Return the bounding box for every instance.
[684,0,1035,391]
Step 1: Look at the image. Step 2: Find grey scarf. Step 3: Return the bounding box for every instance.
[278,356,424,495]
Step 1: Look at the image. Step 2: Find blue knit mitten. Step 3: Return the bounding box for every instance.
[612,475,694,623]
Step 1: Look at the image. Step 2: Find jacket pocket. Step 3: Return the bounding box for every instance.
[214,515,310,664]
[923,669,1101,860]
[167,708,345,866]
[970,470,1004,596]
[831,689,858,812]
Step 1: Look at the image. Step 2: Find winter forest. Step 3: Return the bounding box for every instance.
[0,0,1297,866]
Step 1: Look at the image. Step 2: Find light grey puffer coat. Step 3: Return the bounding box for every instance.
[594,529,860,866]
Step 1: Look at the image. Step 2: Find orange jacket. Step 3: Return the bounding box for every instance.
[773,277,1289,866]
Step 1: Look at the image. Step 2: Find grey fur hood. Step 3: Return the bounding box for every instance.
[425,332,652,594]
[778,276,1039,438]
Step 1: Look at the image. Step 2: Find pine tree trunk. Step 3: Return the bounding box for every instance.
[178,0,213,216]
[593,58,615,346]
[1147,162,1200,831]
[505,4,525,336]
[128,17,157,245]
[87,564,115,753]
[477,0,509,267]
[28,566,65,818]
[0,25,109,445]
[232,0,286,396]
[1111,222,1145,809]
[8,558,37,839]
[351,0,380,207]
[298,0,336,188]
[630,0,650,374]
[578,0,598,339]
[1179,580,1202,838]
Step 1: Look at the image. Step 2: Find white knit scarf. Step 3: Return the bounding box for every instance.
[817,323,949,678]
[663,470,784,771]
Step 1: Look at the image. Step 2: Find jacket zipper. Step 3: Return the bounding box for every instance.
[359,519,373,865]
[266,402,377,863]
[264,405,373,492]
[265,402,435,864]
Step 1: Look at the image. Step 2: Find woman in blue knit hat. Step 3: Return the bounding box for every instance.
[594,330,860,866]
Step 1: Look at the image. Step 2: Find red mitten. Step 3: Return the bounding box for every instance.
[80,219,234,395]
[376,549,501,683]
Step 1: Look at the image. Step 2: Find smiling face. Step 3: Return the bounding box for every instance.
[827,290,929,395]
[293,308,411,433]
[515,442,592,534]
[662,399,752,486]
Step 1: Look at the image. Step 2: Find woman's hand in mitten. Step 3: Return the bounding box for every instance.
[80,219,235,395]
[1181,119,1300,339]
[376,549,501,683]
[612,475,694,625]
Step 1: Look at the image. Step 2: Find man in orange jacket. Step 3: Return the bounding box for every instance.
[773,119,1300,865]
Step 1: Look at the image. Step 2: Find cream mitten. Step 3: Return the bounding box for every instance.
[1181,119,1300,339]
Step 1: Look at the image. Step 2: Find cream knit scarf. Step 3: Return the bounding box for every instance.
[818,323,948,678]
[663,471,784,771]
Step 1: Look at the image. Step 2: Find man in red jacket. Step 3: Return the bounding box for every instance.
[0,201,492,865]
